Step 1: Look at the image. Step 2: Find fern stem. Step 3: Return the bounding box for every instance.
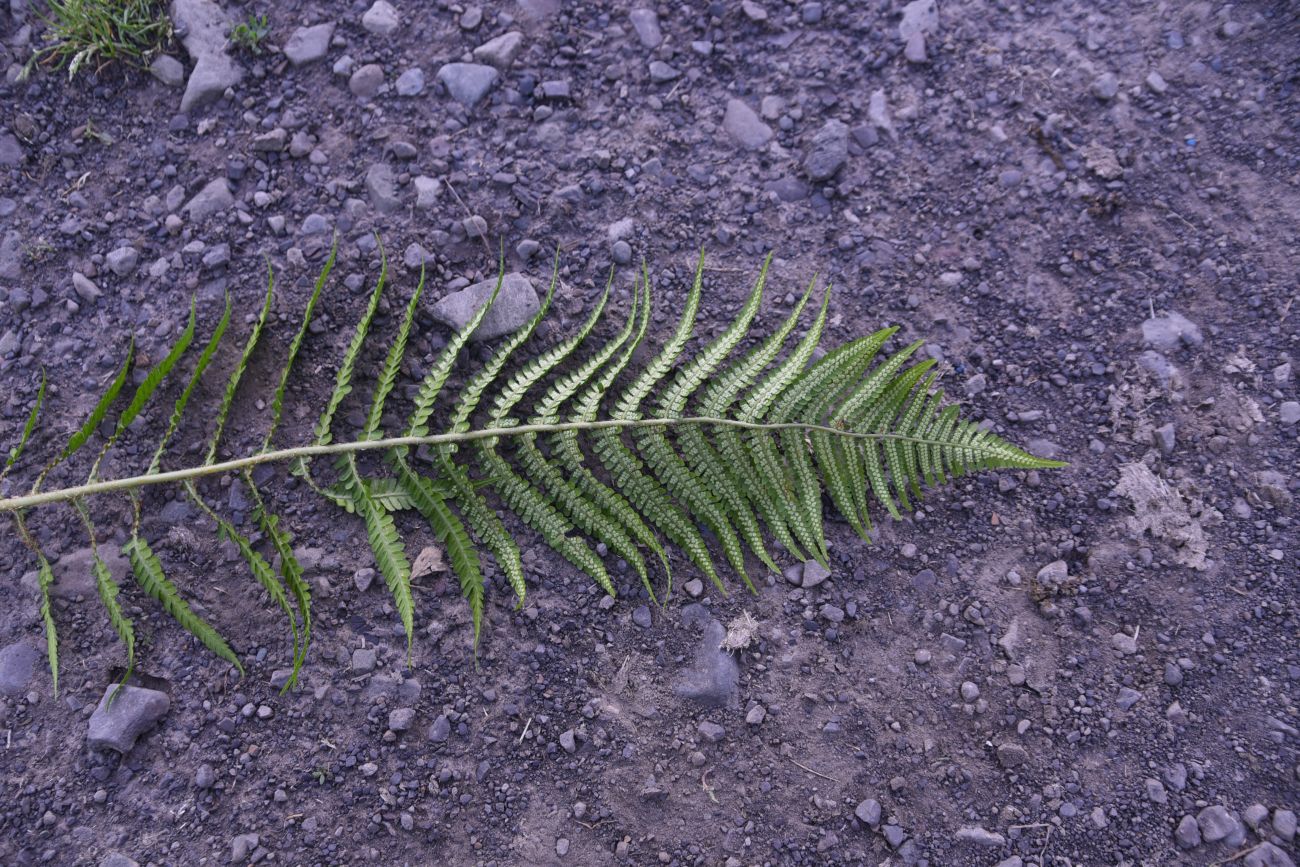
[0,418,1064,513]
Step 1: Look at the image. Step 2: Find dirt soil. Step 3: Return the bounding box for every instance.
[1,1,1298,866]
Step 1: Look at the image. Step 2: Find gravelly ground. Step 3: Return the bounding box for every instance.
[0,1,1298,865]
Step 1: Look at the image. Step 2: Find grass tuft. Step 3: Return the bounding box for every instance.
[22,0,173,81]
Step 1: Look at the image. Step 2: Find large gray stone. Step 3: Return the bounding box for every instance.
[283,22,335,66]
[437,63,498,106]
[722,99,772,150]
[182,178,233,221]
[87,685,170,753]
[804,119,849,182]
[172,0,243,111]
[472,31,523,69]
[0,643,38,695]
[431,273,540,341]
[1197,805,1242,844]
[20,545,130,602]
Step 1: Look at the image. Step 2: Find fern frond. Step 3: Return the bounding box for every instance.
[123,535,242,674]
[208,266,275,465]
[265,242,337,451]
[395,460,483,646]
[110,299,197,442]
[92,548,135,686]
[314,245,387,447]
[365,263,423,440]
[147,295,232,477]
[253,495,309,691]
[338,454,414,655]
[56,339,134,466]
[2,370,45,481]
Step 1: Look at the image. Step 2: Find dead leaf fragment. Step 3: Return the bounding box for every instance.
[411,545,446,578]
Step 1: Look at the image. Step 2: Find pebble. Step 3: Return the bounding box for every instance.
[283,22,335,66]
[1153,422,1177,454]
[87,686,171,753]
[1197,804,1242,843]
[1111,631,1138,655]
[183,178,233,221]
[683,579,704,598]
[428,714,451,742]
[745,705,766,725]
[904,31,927,63]
[803,119,849,182]
[362,0,399,36]
[173,0,243,112]
[352,648,377,672]
[460,6,482,29]
[1275,809,1297,841]
[959,681,980,701]
[1145,70,1169,94]
[349,64,385,99]
[996,742,1028,768]
[1142,311,1203,351]
[722,98,773,150]
[472,32,524,70]
[855,799,882,827]
[99,853,139,867]
[801,560,831,588]
[632,605,652,628]
[1279,402,1300,425]
[1092,72,1119,100]
[395,67,425,96]
[697,721,726,743]
[72,272,102,301]
[195,763,216,789]
[388,708,415,731]
[365,163,401,213]
[648,60,680,83]
[612,240,633,265]
[899,0,939,40]
[150,55,185,87]
[954,826,1005,847]
[431,272,540,341]
[868,89,895,137]
[230,833,259,863]
[629,8,663,48]
[437,62,499,106]
[883,825,907,848]
[1175,814,1201,849]
[559,729,577,753]
[413,176,441,209]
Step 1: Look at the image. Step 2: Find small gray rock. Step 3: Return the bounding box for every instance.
[1142,312,1202,351]
[632,605,652,628]
[431,273,540,341]
[673,608,739,707]
[0,643,38,695]
[0,134,23,167]
[352,648,377,673]
[1145,778,1168,803]
[1116,687,1142,710]
[388,707,416,731]
[1275,809,1297,841]
[723,98,773,149]
[801,560,831,588]
[1153,422,1177,454]
[1243,843,1296,867]
[106,247,139,277]
[230,833,259,863]
[365,163,401,213]
[1243,804,1270,831]
[959,681,980,701]
[173,0,243,111]
[395,67,425,96]
[855,799,882,827]
[1198,805,1242,843]
[428,714,451,742]
[472,32,524,69]
[149,55,185,87]
[1279,401,1300,425]
[87,685,170,753]
[629,8,663,48]
[361,0,399,36]
[898,0,938,40]
[903,30,927,63]
[883,825,907,848]
[745,705,766,725]
[349,64,385,99]
[868,89,896,138]
[283,22,335,66]
[803,119,849,182]
[996,742,1028,768]
[648,60,679,82]
[1092,72,1120,100]
[72,272,102,301]
[180,53,240,112]
[559,729,577,753]
[183,178,233,221]
[413,176,440,209]
[98,854,139,867]
[611,240,633,265]
[954,826,1005,847]
[697,721,725,743]
[1175,814,1201,849]
[437,62,498,106]
[195,763,216,789]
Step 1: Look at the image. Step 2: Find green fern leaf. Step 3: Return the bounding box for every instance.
[3,370,45,480]
[112,299,196,440]
[93,551,135,685]
[208,265,275,465]
[147,295,231,476]
[314,246,388,447]
[58,339,134,464]
[265,242,337,451]
[123,535,242,674]
[338,454,414,654]
[365,263,423,440]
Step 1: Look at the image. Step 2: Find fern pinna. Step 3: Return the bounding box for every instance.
[0,244,1064,690]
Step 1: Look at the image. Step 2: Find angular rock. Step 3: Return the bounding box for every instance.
[437,62,498,106]
[230,833,259,863]
[72,272,102,301]
[1175,814,1201,849]
[413,176,440,209]
[803,119,849,182]
[149,55,185,87]
[955,826,1005,847]
[1243,843,1296,867]
[855,799,882,827]
[1142,312,1202,351]
[388,707,415,731]
[349,64,385,99]
[801,560,831,588]
[472,32,524,69]
[898,0,938,40]
[672,605,739,707]
[431,272,540,341]
[106,247,140,276]
[361,0,399,36]
[283,22,335,66]
[183,178,234,221]
[1197,805,1242,843]
[172,0,243,112]
[648,60,679,82]
[722,99,772,149]
[87,685,170,753]
[99,854,139,867]
[0,643,38,695]
[365,164,400,213]
[869,89,896,138]
[697,721,725,743]
[395,67,425,96]
[904,31,927,63]
[428,714,451,742]
[629,9,663,48]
